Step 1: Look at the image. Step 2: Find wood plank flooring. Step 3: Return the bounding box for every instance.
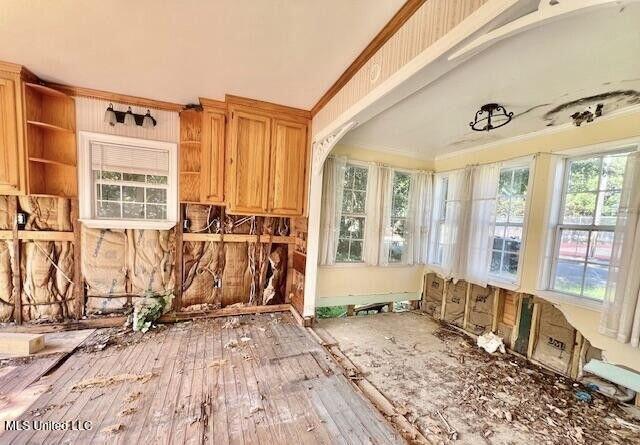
[0,313,404,445]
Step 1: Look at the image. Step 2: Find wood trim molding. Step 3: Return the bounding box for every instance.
[199,97,227,111]
[45,82,184,112]
[226,94,311,120]
[310,0,426,116]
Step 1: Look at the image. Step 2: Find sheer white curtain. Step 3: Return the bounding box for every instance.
[364,164,390,265]
[375,166,394,266]
[319,156,346,265]
[600,151,640,347]
[406,171,432,265]
[428,168,472,279]
[464,163,501,286]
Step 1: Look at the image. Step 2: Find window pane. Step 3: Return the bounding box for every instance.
[101,184,121,201]
[350,241,363,262]
[146,204,166,220]
[493,225,505,250]
[392,172,411,218]
[100,170,122,181]
[583,264,608,300]
[343,166,355,188]
[123,203,145,219]
[490,251,502,273]
[588,231,614,265]
[601,154,627,190]
[554,260,584,296]
[558,229,589,261]
[147,175,168,185]
[146,188,167,204]
[336,240,349,262]
[496,198,509,223]
[389,241,403,263]
[122,186,144,202]
[352,191,366,213]
[568,157,601,192]
[391,218,406,237]
[513,168,529,196]
[123,173,146,183]
[509,197,525,224]
[595,191,620,225]
[498,170,513,196]
[563,192,596,224]
[353,167,368,191]
[502,253,519,275]
[97,201,121,218]
[340,216,364,240]
[505,226,522,252]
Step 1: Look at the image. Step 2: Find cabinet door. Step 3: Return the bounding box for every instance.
[228,110,271,214]
[0,77,23,194]
[268,119,308,216]
[200,111,225,203]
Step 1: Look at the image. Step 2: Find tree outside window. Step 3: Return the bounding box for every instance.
[336,164,368,262]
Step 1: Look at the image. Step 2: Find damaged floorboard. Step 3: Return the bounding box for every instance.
[0,313,403,445]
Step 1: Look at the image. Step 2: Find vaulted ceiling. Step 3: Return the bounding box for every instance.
[0,0,404,109]
[342,2,640,159]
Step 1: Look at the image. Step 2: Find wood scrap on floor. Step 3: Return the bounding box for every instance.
[318,311,640,445]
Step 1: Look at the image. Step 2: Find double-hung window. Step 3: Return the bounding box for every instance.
[490,166,530,282]
[336,164,368,263]
[388,171,411,263]
[78,131,178,229]
[551,151,630,299]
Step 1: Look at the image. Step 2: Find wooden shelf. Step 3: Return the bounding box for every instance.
[24,82,70,99]
[29,157,75,168]
[27,120,74,133]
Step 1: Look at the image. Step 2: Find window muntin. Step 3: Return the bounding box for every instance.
[94,170,169,221]
[490,166,530,282]
[336,164,368,263]
[388,171,411,263]
[551,152,629,299]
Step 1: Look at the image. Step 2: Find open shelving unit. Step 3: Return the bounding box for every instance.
[179,109,203,203]
[24,82,77,197]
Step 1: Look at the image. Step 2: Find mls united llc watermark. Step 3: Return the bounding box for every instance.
[4,420,92,431]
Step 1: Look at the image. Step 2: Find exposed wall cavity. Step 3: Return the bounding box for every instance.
[544,90,640,126]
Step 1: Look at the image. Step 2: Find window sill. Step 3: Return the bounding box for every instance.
[488,279,520,291]
[80,219,177,230]
[535,290,603,312]
[321,263,418,270]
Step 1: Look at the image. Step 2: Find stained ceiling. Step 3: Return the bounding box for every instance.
[341,2,640,160]
[0,0,404,109]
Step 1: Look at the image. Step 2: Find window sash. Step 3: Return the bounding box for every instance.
[549,150,631,299]
[336,164,368,263]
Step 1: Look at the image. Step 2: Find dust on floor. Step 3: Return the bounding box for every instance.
[317,311,640,445]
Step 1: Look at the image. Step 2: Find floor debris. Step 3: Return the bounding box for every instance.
[72,372,155,390]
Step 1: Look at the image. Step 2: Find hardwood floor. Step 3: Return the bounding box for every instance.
[0,313,403,444]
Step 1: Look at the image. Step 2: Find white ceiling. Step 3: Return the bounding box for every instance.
[342,2,640,160]
[0,0,404,109]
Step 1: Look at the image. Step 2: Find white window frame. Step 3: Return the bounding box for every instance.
[488,160,534,287]
[548,148,632,300]
[335,162,368,263]
[78,131,178,230]
[387,170,412,264]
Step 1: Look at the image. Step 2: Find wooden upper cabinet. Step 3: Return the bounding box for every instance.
[268,119,307,216]
[200,110,225,203]
[227,110,272,214]
[0,72,25,195]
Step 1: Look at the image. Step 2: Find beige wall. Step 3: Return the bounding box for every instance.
[323,112,640,372]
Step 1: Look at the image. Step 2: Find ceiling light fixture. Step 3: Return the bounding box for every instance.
[103,104,157,128]
[469,103,513,132]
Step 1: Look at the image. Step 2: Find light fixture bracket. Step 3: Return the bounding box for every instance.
[469,103,513,132]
